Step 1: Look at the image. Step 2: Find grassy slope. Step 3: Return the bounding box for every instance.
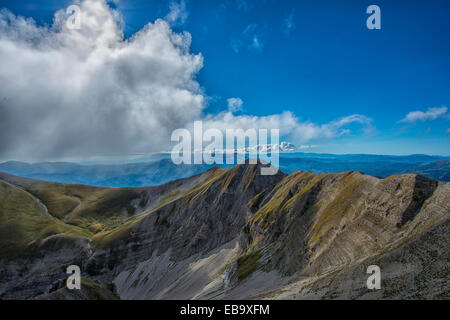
[249,171,370,242]
[0,173,147,233]
[0,168,221,252]
[0,180,90,258]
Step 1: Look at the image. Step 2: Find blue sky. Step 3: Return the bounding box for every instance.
[0,0,449,156]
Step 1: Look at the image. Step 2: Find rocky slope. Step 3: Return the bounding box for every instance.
[0,162,448,300]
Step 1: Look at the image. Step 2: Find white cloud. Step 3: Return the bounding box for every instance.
[202,111,373,145]
[446,128,450,134]
[0,0,203,160]
[283,11,295,36]
[231,24,264,53]
[236,0,252,12]
[165,0,188,26]
[244,24,263,52]
[227,97,243,113]
[399,106,448,123]
[250,35,263,52]
[230,38,243,53]
[299,145,320,149]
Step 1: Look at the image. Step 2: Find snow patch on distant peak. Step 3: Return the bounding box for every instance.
[205,141,297,154]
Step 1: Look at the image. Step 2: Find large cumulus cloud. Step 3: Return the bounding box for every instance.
[0,0,204,160]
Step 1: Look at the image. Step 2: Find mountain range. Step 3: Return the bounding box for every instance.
[0,153,449,187]
[0,161,448,299]
[203,141,297,153]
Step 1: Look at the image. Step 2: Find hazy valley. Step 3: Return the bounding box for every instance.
[1,153,449,188]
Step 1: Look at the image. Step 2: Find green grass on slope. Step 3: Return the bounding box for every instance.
[63,187,143,229]
[237,250,262,283]
[0,181,91,258]
[91,218,139,249]
[250,171,317,229]
[20,184,80,220]
[0,173,146,233]
[309,173,366,245]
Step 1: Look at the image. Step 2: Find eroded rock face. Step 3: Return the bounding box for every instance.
[88,163,286,280]
[277,220,450,300]
[245,172,446,277]
[0,163,448,300]
[35,277,118,300]
[0,235,92,299]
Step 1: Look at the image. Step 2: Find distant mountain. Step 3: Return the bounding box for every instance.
[280,158,450,181]
[0,159,214,187]
[204,141,297,154]
[402,159,450,182]
[1,153,449,187]
[0,163,448,300]
[238,141,297,153]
